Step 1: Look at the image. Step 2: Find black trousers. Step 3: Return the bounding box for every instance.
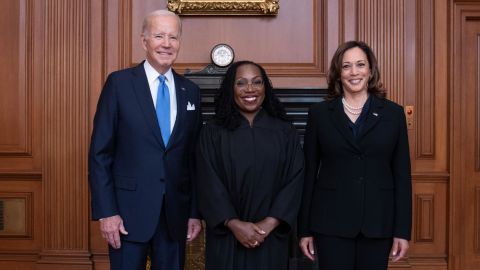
[314,233,392,270]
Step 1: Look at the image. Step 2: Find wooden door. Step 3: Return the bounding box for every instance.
[451,3,480,270]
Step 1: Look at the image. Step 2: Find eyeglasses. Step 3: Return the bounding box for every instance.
[235,78,264,91]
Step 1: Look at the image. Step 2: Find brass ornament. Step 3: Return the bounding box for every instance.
[168,0,279,15]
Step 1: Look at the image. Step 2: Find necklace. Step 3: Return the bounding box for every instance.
[342,97,363,115]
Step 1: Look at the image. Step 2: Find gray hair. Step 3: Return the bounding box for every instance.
[141,9,182,36]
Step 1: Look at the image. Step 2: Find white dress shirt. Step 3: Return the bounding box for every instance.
[144,60,177,132]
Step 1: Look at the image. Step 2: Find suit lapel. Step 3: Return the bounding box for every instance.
[357,96,384,141]
[329,98,361,152]
[167,71,186,149]
[131,63,165,148]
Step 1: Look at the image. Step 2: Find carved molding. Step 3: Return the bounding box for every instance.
[412,172,449,182]
[415,0,436,159]
[167,0,279,15]
[476,187,480,253]
[358,0,405,104]
[415,194,435,242]
[40,0,90,259]
[477,34,480,171]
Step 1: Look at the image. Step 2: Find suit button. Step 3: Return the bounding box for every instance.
[160,178,165,183]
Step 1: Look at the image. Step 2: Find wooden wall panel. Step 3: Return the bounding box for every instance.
[36,0,91,269]
[358,0,405,104]
[451,3,480,269]
[415,0,435,159]
[0,0,42,172]
[0,0,27,155]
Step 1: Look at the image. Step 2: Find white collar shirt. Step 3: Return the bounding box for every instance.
[144,60,177,132]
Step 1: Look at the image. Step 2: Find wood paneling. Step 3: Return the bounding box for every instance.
[358,0,405,104]
[0,0,42,172]
[451,3,480,269]
[0,0,28,155]
[415,0,435,159]
[36,0,91,268]
[415,194,435,243]
[0,0,475,269]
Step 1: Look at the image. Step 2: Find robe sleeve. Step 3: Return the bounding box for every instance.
[268,124,305,233]
[196,123,238,233]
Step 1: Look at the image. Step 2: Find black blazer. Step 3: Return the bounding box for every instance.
[298,96,412,240]
[89,63,202,242]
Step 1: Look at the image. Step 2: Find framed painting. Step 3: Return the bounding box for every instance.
[167,0,279,15]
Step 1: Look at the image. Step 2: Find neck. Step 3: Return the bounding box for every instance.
[240,111,260,127]
[343,92,369,107]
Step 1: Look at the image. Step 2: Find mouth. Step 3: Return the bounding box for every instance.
[348,79,362,85]
[241,95,258,104]
[157,51,172,56]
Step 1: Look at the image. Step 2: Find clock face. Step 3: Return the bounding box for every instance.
[211,44,234,67]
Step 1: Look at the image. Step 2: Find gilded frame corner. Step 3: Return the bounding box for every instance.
[167,0,279,16]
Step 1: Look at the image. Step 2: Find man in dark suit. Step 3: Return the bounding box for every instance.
[88,9,202,270]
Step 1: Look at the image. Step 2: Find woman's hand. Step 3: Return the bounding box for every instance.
[227,219,266,248]
[299,236,315,261]
[390,237,409,262]
[255,217,280,238]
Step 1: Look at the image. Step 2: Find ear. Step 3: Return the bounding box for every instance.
[141,35,148,50]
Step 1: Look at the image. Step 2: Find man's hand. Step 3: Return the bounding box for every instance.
[299,237,315,261]
[227,219,266,248]
[186,218,202,243]
[100,215,128,249]
[390,237,409,262]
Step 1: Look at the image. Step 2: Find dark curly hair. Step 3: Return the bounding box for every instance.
[214,61,287,130]
[327,40,386,100]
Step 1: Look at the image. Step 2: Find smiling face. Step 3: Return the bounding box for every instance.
[141,14,181,74]
[233,64,266,123]
[340,47,371,96]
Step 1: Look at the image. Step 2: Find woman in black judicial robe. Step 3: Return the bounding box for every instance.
[196,61,304,270]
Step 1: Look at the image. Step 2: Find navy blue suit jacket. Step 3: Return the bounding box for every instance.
[89,63,202,242]
[298,96,412,240]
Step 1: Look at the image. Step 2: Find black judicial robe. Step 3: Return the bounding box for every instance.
[196,110,304,270]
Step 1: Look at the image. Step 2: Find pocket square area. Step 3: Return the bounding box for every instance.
[187,102,195,111]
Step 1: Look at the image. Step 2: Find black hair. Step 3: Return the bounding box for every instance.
[214,61,287,130]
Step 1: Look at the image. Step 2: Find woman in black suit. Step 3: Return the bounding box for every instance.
[298,41,412,270]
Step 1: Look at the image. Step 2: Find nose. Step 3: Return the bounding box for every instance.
[161,37,170,47]
[244,83,255,92]
[349,66,359,75]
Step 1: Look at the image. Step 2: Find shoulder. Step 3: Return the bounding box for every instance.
[105,65,139,84]
[378,97,405,115]
[309,98,335,116]
[262,113,299,137]
[173,70,200,91]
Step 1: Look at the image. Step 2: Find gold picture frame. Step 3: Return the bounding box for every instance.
[167,0,279,15]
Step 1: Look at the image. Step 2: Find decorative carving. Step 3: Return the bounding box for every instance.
[168,0,279,15]
[415,194,435,242]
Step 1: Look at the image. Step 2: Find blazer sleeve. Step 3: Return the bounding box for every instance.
[88,74,119,220]
[298,105,321,237]
[392,107,412,240]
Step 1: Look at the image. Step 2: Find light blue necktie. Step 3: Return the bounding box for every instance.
[156,75,170,145]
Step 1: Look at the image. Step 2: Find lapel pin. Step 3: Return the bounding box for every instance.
[180,87,186,91]
[373,112,378,117]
